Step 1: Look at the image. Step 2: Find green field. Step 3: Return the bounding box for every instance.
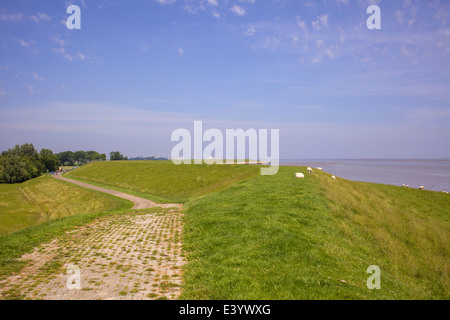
[0,175,132,235]
[0,161,449,299]
[65,160,261,203]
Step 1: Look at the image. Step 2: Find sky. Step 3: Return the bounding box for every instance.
[0,0,449,159]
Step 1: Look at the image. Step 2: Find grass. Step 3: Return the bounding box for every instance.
[65,160,260,203]
[0,161,448,300]
[0,175,132,235]
[181,166,449,300]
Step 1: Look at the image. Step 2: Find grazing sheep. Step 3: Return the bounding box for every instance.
[295,173,305,179]
[331,175,336,180]
[405,185,409,188]
[402,184,405,187]
[307,167,313,174]
[316,167,323,171]
[419,186,424,190]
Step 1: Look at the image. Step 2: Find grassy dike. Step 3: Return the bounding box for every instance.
[65,161,261,203]
[0,161,448,299]
[181,166,449,300]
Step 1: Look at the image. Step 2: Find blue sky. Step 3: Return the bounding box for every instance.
[0,0,449,159]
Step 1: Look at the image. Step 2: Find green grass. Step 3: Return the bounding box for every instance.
[181,166,449,300]
[65,161,260,203]
[0,175,132,235]
[1,161,448,300]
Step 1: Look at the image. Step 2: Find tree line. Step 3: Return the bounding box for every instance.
[0,143,127,184]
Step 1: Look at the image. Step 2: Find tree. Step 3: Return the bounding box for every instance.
[40,149,60,172]
[57,151,74,166]
[0,154,31,183]
[0,143,44,183]
[109,151,127,161]
[73,151,87,165]
[85,151,100,162]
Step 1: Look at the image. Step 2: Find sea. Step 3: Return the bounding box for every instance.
[280,159,450,192]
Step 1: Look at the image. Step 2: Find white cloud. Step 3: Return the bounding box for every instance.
[244,26,256,36]
[231,5,246,16]
[207,0,219,6]
[154,0,176,4]
[77,52,86,61]
[296,17,308,33]
[0,12,23,22]
[25,84,35,94]
[29,13,51,23]
[319,14,330,28]
[32,72,44,82]
[17,39,34,47]
[178,48,184,55]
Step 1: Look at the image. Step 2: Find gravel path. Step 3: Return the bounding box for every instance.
[0,176,185,300]
[0,208,185,300]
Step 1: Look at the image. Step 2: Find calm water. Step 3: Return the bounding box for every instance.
[281,159,450,192]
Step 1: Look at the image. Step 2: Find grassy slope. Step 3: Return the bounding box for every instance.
[1,162,448,299]
[65,161,261,203]
[0,175,132,235]
[181,166,449,300]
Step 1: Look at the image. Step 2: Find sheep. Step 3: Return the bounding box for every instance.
[331,175,336,180]
[307,167,313,174]
[419,186,424,190]
[295,173,305,179]
[316,167,323,171]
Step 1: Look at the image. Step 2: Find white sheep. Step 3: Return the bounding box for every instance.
[295,173,305,179]
[331,175,336,180]
[419,186,424,190]
[307,167,313,174]
[316,167,323,171]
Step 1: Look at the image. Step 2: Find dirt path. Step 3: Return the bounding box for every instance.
[0,208,185,300]
[53,175,181,210]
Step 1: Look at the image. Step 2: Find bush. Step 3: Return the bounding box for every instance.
[0,143,45,184]
[0,154,31,183]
